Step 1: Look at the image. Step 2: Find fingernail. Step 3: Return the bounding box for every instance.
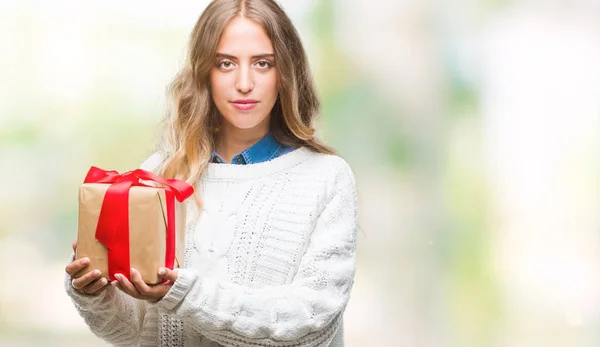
[111,280,117,286]
[82,258,90,264]
[158,268,165,276]
[131,267,137,275]
[93,270,101,276]
[100,278,107,285]
[115,273,122,280]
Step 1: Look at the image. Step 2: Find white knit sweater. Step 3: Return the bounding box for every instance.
[65,146,358,347]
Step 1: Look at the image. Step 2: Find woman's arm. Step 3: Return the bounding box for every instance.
[64,253,147,346]
[155,161,359,347]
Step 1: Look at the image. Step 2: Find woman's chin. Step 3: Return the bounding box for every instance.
[223,114,269,131]
[225,120,263,131]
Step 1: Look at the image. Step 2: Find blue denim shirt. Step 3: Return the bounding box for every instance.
[211,132,295,165]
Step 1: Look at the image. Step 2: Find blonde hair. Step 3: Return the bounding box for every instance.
[156,0,336,210]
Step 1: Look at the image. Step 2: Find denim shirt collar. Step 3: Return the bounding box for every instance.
[211,132,284,165]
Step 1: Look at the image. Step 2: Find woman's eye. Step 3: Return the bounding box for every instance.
[256,60,273,68]
[218,60,234,69]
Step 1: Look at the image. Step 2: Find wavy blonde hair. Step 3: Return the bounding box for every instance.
[156,0,336,210]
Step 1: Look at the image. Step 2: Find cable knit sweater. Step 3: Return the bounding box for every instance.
[65,146,358,347]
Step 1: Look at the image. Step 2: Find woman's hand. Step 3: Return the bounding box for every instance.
[65,241,110,295]
[112,266,179,302]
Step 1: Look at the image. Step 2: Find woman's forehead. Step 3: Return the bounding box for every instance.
[217,17,273,55]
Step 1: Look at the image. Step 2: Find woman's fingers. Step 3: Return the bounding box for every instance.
[65,244,107,295]
[83,277,109,295]
[158,267,179,282]
[111,280,124,292]
[114,273,141,298]
[109,270,174,301]
[67,256,175,301]
[65,257,90,276]
[72,269,102,289]
[130,268,172,300]
[130,268,152,295]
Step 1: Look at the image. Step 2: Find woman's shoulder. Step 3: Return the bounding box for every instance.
[296,148,356,187]
[139,150,168,172]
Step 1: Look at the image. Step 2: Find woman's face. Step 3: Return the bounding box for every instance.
[210,16,278,135]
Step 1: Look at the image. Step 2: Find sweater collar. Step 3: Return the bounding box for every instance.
[204,146,313,181]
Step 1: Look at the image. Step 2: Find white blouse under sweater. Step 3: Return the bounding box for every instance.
[65,146,359,347]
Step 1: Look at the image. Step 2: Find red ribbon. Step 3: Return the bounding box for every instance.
[84,166,194,281]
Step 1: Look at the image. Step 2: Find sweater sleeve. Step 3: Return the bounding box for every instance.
[64,253,147,346]
[155,161,359,347]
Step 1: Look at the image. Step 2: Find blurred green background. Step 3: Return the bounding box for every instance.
[1,0,599,346]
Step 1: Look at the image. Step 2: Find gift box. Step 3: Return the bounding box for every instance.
[74,167,194,284]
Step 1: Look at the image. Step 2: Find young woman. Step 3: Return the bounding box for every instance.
[64,1,358,346]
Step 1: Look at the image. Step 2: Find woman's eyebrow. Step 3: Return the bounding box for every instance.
[216,53,275,60]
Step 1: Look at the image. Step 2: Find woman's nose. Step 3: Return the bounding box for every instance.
[235,66,254,93]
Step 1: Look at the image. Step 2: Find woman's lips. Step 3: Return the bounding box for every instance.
[231,101,258,110]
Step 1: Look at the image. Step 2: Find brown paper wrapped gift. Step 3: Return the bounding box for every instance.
[75,182,188,284]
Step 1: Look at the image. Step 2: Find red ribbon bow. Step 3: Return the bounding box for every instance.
[84,166,194,281]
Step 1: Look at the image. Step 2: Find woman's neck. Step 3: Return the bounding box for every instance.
[216,122,270,163]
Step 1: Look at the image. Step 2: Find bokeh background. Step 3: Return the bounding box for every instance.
[1,0,599,346]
